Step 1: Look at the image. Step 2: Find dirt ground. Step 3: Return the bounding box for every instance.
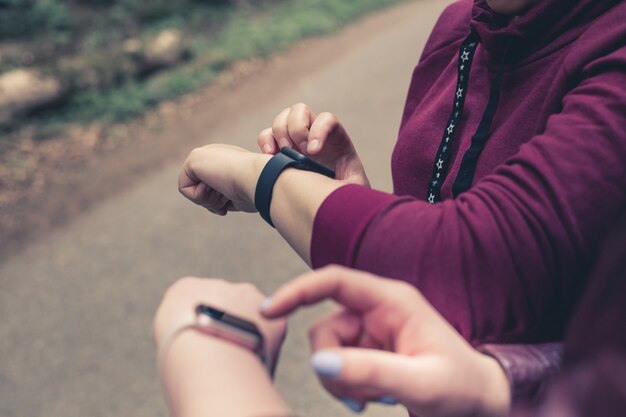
[0,26,371,261]
[0,58,262,259]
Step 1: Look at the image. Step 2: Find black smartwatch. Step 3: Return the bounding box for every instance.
[195,304,267,365]
[254,146,335,227]
[157,304,272,375]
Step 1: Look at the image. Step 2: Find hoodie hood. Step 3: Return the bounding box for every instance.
[471,0,621,64]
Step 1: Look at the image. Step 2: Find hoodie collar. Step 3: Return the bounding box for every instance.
[471,0,620,65]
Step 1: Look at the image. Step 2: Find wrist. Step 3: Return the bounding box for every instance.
[474,352,511,417]
[163,329,289,417]
[240,153,272,206]
[163,327,263,382]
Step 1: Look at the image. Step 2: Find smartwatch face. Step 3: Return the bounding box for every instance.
[195,305,264,353]
[280,147,335,178]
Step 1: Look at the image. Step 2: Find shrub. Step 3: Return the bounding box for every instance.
[0,0,69,39]
[115,0,188,22]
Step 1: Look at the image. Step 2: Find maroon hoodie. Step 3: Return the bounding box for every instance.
[310,0,626,344]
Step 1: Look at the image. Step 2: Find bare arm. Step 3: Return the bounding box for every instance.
[179,145,346,266]
[163,330,291,417]
[154,277,291,417]
[163,331,291,417]
[244,161,344,265]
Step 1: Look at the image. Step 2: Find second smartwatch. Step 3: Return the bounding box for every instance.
[254,146,335,227]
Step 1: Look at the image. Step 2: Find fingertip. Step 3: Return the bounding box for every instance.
[278,138,291,149]
[260,296,283,318]
[259,296,273,312]
[308,139,321,154]
[375,395,398,405]
[340,398,364,413]
[262,144,273,154]
[311,351,343,378]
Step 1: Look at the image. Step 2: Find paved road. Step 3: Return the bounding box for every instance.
[0,2,450,416]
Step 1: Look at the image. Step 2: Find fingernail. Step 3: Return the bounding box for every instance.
[311,351,342,377]
[308,139,320,152]
[340,398,364,413]
[376,395,398,405]
[263,144,273,154]
[259,297,273,312]
[299,141,308,153]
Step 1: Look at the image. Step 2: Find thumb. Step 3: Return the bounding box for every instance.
[311,348,422,402]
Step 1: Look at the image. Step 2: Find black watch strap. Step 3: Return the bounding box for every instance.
[255,152,300,227]
[255,147,335,227]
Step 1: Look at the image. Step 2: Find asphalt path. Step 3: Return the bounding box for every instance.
[0,2,450,416]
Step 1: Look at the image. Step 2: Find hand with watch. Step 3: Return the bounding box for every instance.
[153,277,289,417]
[179,144,337,225]
[179,143,349,263]
[154,268,512,417]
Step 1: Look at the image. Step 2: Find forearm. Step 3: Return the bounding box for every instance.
[272,171,346,265]
[162,330,291,417]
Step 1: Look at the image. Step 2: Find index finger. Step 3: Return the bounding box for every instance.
[287,103,316,152]
[272,107,295,149]
[261,265,394,318]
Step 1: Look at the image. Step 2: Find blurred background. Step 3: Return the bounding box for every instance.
[0,0,450,415]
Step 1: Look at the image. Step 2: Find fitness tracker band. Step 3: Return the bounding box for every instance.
[254,146,335,227]
[158,304,270,374]
[195,304,266,361]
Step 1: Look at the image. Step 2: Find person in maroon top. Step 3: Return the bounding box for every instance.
[178,0,626,350]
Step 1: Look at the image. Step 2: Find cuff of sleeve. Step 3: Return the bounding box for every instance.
[310,184,400,269]
[478,343,564,403]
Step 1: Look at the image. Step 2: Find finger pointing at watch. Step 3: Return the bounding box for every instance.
[261,265,511,417]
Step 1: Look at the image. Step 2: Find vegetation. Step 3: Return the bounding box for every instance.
[1,0,407,128]
[0,0,70,39]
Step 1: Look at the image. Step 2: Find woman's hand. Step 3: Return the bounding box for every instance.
[154,277,287,369]
[178,142,346,265]
[261,266,511,417]
[257,103,370,187]
[154,278,290,417]
[178,144,271,215]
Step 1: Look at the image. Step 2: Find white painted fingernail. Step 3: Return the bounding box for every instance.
[376,395,398,405]
[259,297,273,311]
[311,351,342,377]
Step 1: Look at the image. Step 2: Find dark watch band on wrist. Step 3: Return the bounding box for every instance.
[254,147,335,227]
[157,304,271,375]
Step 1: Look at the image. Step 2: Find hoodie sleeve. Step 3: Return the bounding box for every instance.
[310,41,626,345]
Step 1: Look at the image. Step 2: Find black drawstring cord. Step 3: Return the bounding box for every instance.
[427,31,480,204]
[451,38,511,197]
[426,33,512,203]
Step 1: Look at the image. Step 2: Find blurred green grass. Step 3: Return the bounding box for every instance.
[27,0,407,128]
